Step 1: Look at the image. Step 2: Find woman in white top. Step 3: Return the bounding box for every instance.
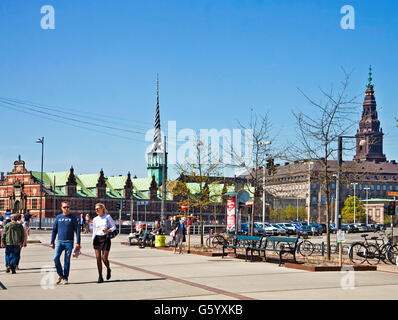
[92,203,116,283]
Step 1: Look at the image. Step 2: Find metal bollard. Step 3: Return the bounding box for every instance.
[321,242,325,256]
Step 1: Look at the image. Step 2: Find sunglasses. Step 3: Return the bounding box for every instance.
[62,206,70,209]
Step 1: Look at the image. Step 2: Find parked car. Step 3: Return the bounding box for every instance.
[367,224,376,232]
[319,223,327,233]
[353,223,368,232]
[347,224,359,233]
[277,223,296,235]
[289,221,302,230]
[375,223,387,232]
[240,222,263,236]
[340,224,349,232]
[271,223,288,236]
[255,222,279,236]
[309,223,323,235]
[299,224,320,236]
[329,224,337,234]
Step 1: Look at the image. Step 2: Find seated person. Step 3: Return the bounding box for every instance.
[140,221,162,248]
[128,224,144,244]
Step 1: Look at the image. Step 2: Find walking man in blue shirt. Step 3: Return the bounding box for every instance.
[51,201,81,285]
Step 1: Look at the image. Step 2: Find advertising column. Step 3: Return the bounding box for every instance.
[227,197,236,231]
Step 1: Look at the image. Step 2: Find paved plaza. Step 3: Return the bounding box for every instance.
[1,230,398,300]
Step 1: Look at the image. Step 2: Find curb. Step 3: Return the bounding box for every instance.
[27,240,42,244]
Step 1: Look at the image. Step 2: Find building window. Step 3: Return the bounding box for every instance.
[331,183,335,189]
[32,199,38,209]
[371,185,375,191]
[0,200,4,209]
[359,185,363,190]
[383,185,387,191]
[377,185,381,191]
[390,186,393,191]
[312,197,317,204]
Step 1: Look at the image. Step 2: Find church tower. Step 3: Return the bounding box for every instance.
[353,66,387,163]
[147,75,167,186]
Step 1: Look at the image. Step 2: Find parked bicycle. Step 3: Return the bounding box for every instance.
[205,230,234,248]
[373,231,398,264]
[349,234,384,265]
[296,236,315,256]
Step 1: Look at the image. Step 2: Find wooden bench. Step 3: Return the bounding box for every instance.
[250,236,298,266]
[222,235,263,261]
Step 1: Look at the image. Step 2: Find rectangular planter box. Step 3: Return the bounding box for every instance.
[155,246,224,257]
[285,262,377,272]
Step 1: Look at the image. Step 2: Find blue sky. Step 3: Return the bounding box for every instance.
[0,0,397,179]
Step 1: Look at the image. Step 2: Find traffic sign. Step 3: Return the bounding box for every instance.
[337,230,345,243]
[387,192,398,197]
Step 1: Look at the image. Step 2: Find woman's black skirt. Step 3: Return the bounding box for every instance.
[93,235,111,251]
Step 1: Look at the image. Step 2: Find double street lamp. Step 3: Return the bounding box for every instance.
[36,137,44,230]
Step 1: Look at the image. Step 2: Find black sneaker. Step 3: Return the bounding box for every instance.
[6,267,10,273]
[106,268,111,280]
[11,268,16,274]
[97,275,104,283]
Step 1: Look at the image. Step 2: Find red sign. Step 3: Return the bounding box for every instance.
[181,203,189,211]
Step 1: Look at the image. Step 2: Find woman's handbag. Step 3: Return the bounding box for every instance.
[106,229,119,239]
[105,215,119,239]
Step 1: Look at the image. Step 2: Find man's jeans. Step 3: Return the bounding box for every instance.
[5,245,21,269]
[54,241,73,280]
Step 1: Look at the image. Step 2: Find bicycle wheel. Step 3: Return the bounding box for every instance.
[379,244,389,264]
[387,244,398,265]
[365,244,381,265]
[298,240,314,256]
[349,242,367,264]
[212,235,226,248]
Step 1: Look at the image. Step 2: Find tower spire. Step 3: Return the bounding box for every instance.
[154,73,161,144]
[367,65,374,89]
[354,66,386,163]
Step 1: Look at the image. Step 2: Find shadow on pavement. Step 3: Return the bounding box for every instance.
[72,278,167,285]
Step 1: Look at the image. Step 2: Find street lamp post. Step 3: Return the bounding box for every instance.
[307,161,314,225]
[258,141,271,232]
[364,187,370,224]
[36,137,44,230]
[351,183,358,223]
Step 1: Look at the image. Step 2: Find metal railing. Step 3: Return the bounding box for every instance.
[29,218,56,230]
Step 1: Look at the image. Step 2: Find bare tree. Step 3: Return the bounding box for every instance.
[288,69,360,260]
[174,139,223,247]
[229,112,281,236]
